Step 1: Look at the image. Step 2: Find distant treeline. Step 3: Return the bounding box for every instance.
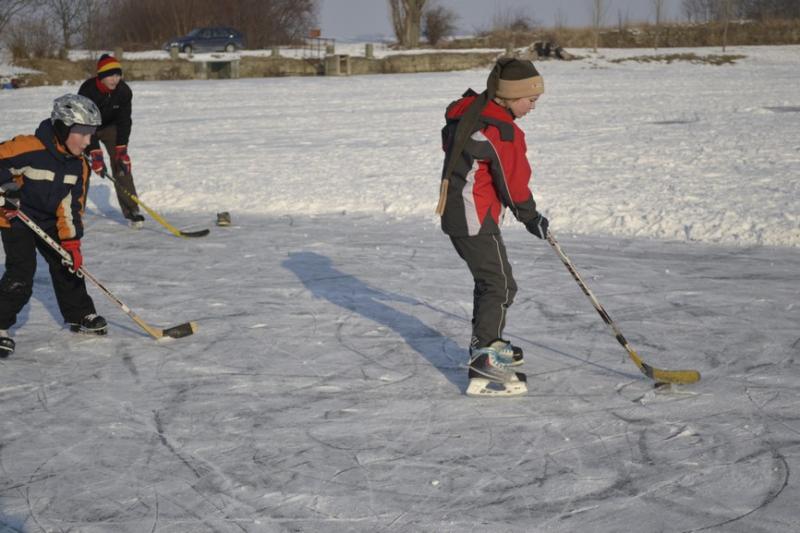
[445,19,800,51]
[2,0,316,58]
[106,0,316,49]
[681,0,799,22]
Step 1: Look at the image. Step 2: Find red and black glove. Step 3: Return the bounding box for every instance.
[89,149,106,176]
[0,184,20,220]
[115,145,131,175]
[61,239,83,272]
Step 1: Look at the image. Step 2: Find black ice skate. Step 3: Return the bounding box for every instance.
[0,330,14,357]
[466,346,527,397]
[128,213,145,229]
[68,313,108,335]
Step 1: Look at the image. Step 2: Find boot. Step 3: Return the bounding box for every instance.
[128,213,145,229]
[466,345,527,397]
[0,329,14,357]
[68,313,108,335]
[470,339,524,366]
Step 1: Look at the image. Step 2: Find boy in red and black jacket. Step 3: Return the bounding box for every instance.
[78,53,144,228]
[438,58,550,396]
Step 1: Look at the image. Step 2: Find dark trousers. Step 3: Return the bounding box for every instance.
[450,233,518,349]
[0,223,96,330]
[95,126,140,220]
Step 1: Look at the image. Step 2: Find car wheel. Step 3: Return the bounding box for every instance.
[183,44,192,54]
[225,43,235,53]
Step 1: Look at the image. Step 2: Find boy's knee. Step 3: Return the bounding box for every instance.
[0,276,32,296]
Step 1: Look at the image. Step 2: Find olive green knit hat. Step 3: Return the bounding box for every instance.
[490,57,544,99]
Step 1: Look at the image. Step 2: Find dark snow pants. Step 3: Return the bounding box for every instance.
[0,223,96,330]
[450,233,518,350]
[95,126,140,220]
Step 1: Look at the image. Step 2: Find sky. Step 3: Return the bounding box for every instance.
[318,0,684,41]
[1,45,800,531]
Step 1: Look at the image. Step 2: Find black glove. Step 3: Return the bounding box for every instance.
[525,213,549,239]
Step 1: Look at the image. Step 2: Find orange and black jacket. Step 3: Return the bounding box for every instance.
[0,119,90,240]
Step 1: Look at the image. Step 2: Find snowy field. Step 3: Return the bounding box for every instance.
[1,46,799,532]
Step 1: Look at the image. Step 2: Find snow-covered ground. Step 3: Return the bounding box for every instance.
[1,46,799,532]
[65,42,504,62]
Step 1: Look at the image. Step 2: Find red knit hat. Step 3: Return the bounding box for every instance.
[97,54,122,79]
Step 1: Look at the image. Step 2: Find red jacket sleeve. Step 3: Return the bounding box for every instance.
[485,125,539,224]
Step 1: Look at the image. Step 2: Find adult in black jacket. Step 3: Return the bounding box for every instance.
[78,54,144,228]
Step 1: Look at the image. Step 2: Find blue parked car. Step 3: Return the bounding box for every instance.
[164,27,245,54]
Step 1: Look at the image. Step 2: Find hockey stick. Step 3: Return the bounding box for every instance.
[546,232,701,385]
[14,210,197,339]
[100,170,209,238]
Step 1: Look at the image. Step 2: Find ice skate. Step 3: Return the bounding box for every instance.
[466,346,527,397]
[128,213,144,229]
[471,339,524,366]
[0,330,14,357]
[216,211,231,226]
[68,313,108,335]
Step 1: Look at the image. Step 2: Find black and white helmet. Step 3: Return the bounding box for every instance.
[51,94,101,128]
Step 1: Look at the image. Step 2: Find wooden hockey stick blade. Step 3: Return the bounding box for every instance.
[618,330,701,384]
[642,363,701,384]
[161,321,198,339]
[630,346,700,384]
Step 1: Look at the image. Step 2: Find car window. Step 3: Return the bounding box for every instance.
[187,29,201,37]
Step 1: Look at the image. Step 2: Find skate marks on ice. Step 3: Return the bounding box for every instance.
[3,215,800,531]
[283,250,465,391]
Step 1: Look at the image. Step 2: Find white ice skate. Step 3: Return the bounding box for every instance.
[466,346,527,397]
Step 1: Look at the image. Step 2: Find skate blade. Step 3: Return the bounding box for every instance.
[466,377,528,397]
[69,325,108,336]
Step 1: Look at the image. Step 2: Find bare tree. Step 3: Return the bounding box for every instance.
[682,0,717,22]
[389,0,427,48]
[491,5,536,32]
[423,2,458,46]
[102,0,316,50]
[78,0,112,51]
[589,0,609,52]
[45,0,83,56]
[652,0,665,49]
[554,7,567,30]
[5,10,58,58]
[718,0,733,50]
[0,0,35,35]
[742,0,800,19]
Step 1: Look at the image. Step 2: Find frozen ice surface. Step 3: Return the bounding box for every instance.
[1,46,800,532]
